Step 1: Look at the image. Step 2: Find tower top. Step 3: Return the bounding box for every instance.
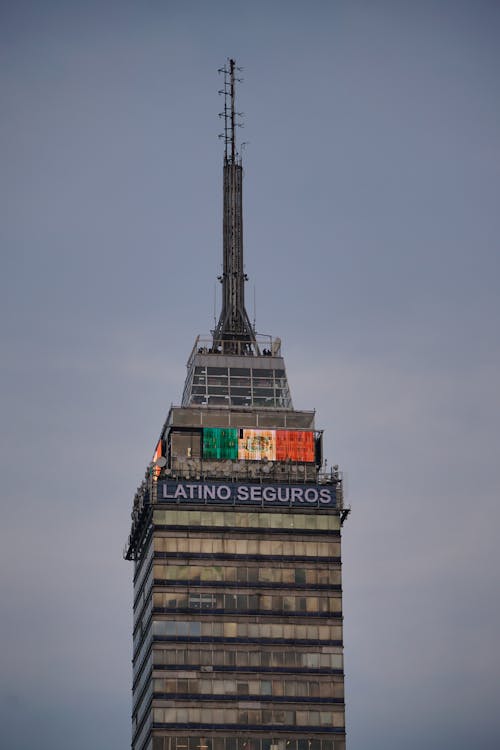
[218,58,243,165]
[213,59,256,354]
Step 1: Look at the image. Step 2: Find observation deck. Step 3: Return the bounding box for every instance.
[182,335,293,410]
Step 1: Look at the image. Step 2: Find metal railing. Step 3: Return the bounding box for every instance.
[186,334,282,369]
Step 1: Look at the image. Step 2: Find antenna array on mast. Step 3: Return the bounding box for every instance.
[213,59,257,354]
[218,59,244,165]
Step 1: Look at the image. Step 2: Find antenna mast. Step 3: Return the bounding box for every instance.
[214,59,258,355]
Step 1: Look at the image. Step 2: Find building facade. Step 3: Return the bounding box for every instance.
[125,60,349,750]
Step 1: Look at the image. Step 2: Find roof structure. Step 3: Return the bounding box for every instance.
[182,59,293,410]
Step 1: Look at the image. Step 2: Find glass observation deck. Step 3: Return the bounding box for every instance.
[181,335,293,410]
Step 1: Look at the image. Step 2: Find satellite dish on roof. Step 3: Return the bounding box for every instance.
[155,456,167,468]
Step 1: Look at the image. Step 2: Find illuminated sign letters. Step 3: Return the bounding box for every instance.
[158,481,336,507]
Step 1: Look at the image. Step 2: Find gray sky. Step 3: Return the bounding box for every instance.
[1,1,499,748]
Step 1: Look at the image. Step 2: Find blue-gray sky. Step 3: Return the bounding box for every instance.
[1,1,499,748]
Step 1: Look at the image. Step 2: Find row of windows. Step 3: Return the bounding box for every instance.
[153,537,340,558]
[135,566,154,612]
[153,565,340,587]
[190,395,291,408]
[134,658,152,706]
[133,716,152,750]
[152,707,344,728]
[191,386,290,398]
[151,621,342,642]
[152,647,343,670]
[194,366,286,378]
[152,677,343,699]
[151,737,346,750]
[137,612,345,657]
[134,681,153,729]
[192,379,287,391]
[192,377,282,387]
[135,606,153,646]
[154,510,340,532]
[189,367,292,409]
[153,592,341,615]
[193,366,286,378]
[134,545,154,591]
[134,630,153,672]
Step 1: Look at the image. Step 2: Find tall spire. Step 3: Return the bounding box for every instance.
[213,59,257,355]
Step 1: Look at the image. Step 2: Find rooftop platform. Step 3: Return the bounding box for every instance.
[182,336,293,410]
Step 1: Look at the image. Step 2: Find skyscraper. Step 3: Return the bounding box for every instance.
[125,59,349,750]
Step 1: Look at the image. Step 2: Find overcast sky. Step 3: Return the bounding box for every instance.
[1,1,499,749]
